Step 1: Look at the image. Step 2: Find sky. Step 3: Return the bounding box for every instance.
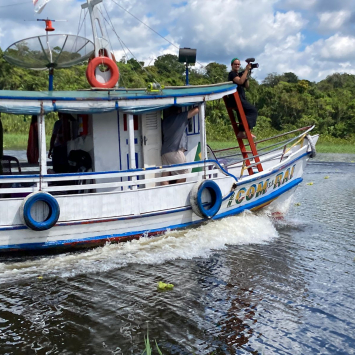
[0,0,355,82]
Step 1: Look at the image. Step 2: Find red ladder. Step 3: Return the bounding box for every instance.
[223,91,263,175]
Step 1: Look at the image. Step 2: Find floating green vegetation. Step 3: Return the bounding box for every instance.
[157,281,174,291]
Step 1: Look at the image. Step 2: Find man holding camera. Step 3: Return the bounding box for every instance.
[228,57,258,139]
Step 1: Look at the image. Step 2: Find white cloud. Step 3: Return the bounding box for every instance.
[339,62,352,69]
[306,34,355,61]
[318,11,351,31]
[281,0,317,10]
[253,31,355,82]
[255,33,311,81]
[281,0,354,12]
[0,0,355,83]
[170,2,306,65]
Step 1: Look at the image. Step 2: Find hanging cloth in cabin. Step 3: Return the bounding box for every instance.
[33,0,52,14]
[27,116,39,164]
[0,117,3,175]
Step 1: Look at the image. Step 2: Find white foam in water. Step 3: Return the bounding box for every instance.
[0,211,278,282]
[262,193,294,218]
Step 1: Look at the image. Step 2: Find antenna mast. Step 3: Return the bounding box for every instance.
[81,0,113,60]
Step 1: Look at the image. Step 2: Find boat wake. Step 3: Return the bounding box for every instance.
[0,211,278,283]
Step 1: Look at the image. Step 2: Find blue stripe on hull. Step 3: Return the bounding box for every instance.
[0,178,302,252]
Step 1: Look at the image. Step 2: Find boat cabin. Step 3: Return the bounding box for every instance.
[0,83,239,198]
[90,108,200,178]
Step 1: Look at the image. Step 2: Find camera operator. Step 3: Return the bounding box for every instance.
[228,57,257,139]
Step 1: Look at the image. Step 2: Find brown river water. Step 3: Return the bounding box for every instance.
[0,153,354,354]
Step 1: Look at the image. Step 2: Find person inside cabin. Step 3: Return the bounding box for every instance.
[228,57,257,139]
[161,106,199,185]
[48,113,70,173]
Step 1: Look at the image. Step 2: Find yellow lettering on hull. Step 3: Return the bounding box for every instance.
[227,164,297,209]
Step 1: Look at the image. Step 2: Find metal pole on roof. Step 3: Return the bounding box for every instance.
[199,102,206,164]
[82,0,113,60]
[44,19,55,91]
[127,113,137,190]
[178,48,196,85]
[38,103,48,187]
[49,67,54,91]
[185,63,189,86]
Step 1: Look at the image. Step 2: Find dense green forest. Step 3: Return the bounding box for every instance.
[1,48,355,145]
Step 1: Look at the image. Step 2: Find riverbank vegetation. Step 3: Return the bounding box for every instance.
[1,49,354,152]
[4,133,354,154]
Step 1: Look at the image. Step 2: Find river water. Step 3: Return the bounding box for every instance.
[0,154,354,354]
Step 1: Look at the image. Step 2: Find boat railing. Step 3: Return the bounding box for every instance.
[0,160,232,197]
[0,160,53,175]
[208,125,315,172]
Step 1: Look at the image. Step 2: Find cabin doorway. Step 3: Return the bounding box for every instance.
[140,111,162,188]
[141,111,162,168]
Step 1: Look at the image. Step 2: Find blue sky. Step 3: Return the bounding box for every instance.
[0,0,355,82]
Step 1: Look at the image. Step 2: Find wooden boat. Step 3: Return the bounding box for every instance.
[0,0,318,253]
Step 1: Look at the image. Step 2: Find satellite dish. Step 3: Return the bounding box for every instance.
[4,34,94,70]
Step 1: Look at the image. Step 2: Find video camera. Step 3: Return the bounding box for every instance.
[245,58,259,70]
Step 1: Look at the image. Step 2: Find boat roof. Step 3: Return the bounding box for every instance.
[0,82,236,115]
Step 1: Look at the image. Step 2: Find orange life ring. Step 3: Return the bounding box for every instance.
[86,56,119,88]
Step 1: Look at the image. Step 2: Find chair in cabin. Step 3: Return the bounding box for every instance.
[68,150,92,173]
[0,155,21,175]
[0,155,23,197]
[67,150,93,193]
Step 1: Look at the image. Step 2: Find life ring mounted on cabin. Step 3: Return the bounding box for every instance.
[86,56,120,89]
[20,192,60,231]
[190,180,222,219]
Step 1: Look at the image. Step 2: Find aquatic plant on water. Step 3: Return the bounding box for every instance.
[141,328,163,355]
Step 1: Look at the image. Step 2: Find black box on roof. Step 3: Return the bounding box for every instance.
[178,48,196,65]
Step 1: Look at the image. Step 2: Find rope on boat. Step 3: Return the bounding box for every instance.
[240,160,246,177]
[70,7,89,54]
[100,4,116,63]
[100,3,160,86]
[111,0,177,49]
[281,130,312,158]
[216,125,316,169]
[109,0,226,83]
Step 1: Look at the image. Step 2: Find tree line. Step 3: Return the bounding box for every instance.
[1,48,354,141]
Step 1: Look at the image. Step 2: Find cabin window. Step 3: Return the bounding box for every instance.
[187,112,199,135]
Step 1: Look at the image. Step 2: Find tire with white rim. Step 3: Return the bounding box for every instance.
[20,192,60,231]
[190,180,222,219]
